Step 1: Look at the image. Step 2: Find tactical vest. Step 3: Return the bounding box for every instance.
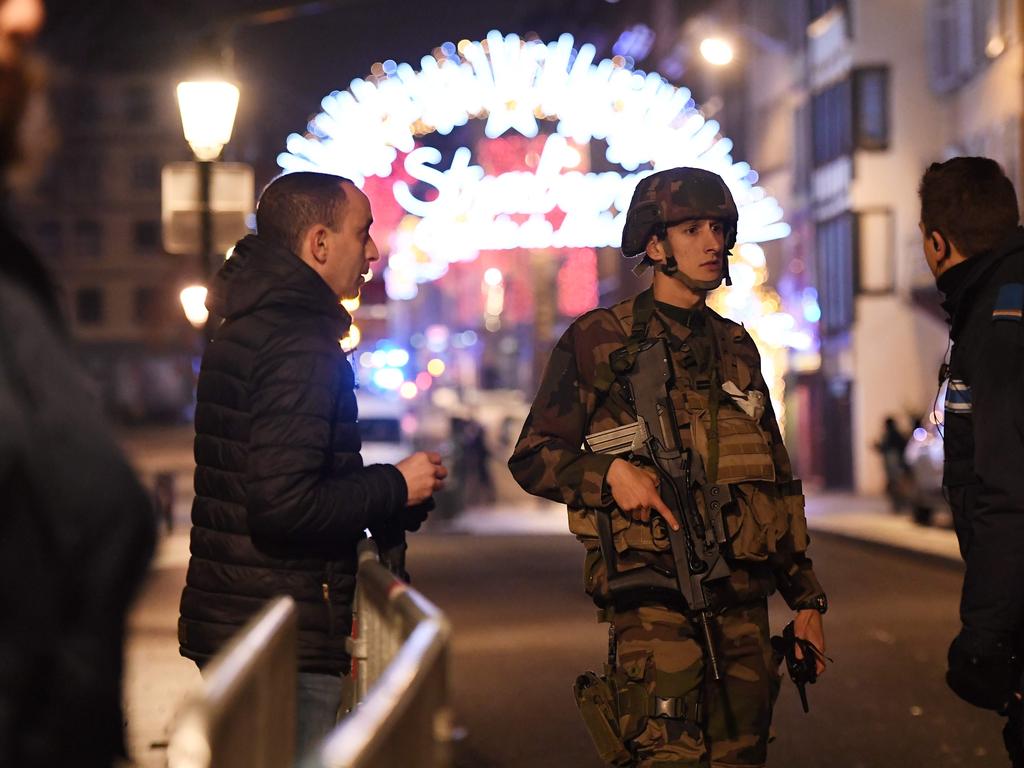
[571,290,810,606]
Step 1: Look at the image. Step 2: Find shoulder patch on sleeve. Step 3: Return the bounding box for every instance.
[992,283,1024,321]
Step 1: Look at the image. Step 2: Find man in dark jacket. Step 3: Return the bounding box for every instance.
[0,1,157,765]
[178,171,446,758]
[920,156,1024,765]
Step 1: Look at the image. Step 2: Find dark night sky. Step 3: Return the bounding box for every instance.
[36,0,706,182]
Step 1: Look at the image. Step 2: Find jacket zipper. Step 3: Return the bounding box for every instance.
[322,575,335,638]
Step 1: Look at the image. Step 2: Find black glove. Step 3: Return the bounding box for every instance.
[946,631,1021,711]
[401,498,434,532]
[771,620,827,713]
[370,499,434,583]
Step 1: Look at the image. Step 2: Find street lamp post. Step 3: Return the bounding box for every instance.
[175,80,240,337]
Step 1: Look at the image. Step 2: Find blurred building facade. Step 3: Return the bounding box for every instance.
[13,69,200,423]
[699,0,1021,492]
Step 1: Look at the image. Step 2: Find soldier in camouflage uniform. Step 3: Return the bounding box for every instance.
[509,167,828,767]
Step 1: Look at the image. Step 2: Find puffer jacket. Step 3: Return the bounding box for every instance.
[0,217,155,766]
[938,227,1024,653]
[178,235,407,674]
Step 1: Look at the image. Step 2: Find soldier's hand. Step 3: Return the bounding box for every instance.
[605,458,680,531]
[396,452,448,506]
[794,609,827,676]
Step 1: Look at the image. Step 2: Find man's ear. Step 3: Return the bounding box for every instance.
[645,233,666,264]
[306,224,330,266]
[930,230,949,262]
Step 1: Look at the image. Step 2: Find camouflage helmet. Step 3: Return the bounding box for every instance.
[620,167,739,258]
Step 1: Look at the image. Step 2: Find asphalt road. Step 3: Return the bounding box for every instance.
[406,532,1008,768]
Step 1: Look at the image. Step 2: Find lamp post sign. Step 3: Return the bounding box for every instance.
[161,161,254,257]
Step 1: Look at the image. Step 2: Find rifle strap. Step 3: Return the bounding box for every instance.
[629,287,656,345]
[706,324,723,483]
[593,289,656,398]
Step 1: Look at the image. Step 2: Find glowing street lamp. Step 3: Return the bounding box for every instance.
[176,81,240,162]
[179,285,210,329]
[699,36,735,66]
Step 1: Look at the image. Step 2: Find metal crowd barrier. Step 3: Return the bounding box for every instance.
[165,539,452,768]
[306,538,453,768]
[167,596,298,768]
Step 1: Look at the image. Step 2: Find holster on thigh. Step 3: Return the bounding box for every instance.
[574,669,633,766]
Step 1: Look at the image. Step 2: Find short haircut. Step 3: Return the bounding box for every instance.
[919,156,1020,257]
[256,172,352,254]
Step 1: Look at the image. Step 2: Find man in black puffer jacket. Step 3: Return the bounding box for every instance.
[919,157,1024,766]
[178,172,446,759]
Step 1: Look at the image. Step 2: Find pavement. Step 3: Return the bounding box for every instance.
[117,425,965,765]
[415,533,994,768]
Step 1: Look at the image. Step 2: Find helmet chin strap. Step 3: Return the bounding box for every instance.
[660,240,728,292]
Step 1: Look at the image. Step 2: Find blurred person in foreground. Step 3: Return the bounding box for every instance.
[0,0,156,765]
[510,168,827,767]
[177,171,446,760]
[920,157,1024,766]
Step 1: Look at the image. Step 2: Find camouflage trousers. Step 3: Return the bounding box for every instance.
[612,600,780,768]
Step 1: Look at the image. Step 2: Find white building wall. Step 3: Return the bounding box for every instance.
[846,0,1024,491]
[730,0,1023,492]
[847,0,951,492]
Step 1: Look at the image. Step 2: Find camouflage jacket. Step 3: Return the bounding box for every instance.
[509,290,824,611]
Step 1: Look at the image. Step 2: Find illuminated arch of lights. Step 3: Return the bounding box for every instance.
[281,31,812,410]
[278,30,791,259]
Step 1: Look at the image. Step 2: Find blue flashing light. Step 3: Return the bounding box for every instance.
[373,367,405,391]
[803,300,822,324]
[386,349,410,368]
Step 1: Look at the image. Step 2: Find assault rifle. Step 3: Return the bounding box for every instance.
[587,337,732,679]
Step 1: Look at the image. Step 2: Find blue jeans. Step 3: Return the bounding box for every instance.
[295,672,343,765]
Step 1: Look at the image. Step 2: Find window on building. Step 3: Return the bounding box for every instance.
[74,220,102,258]
[811,78,853,167]
[131,156,160,190]
[76,288,104,325]
[134,220,161,251]
[858,208,896,294]
[134,286,164,326]
[816,212,857,336]
[35,221,62,254]
[853,67,889,150]
[793,102,812,195]
[929,0,973,91]
[125,85,154,123]
[74,85,100,122]
[68,155,103,199]
[927,0,1007,93]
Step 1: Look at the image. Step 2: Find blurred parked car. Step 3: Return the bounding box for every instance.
[357,394,412,467]
[903,422,946,525]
